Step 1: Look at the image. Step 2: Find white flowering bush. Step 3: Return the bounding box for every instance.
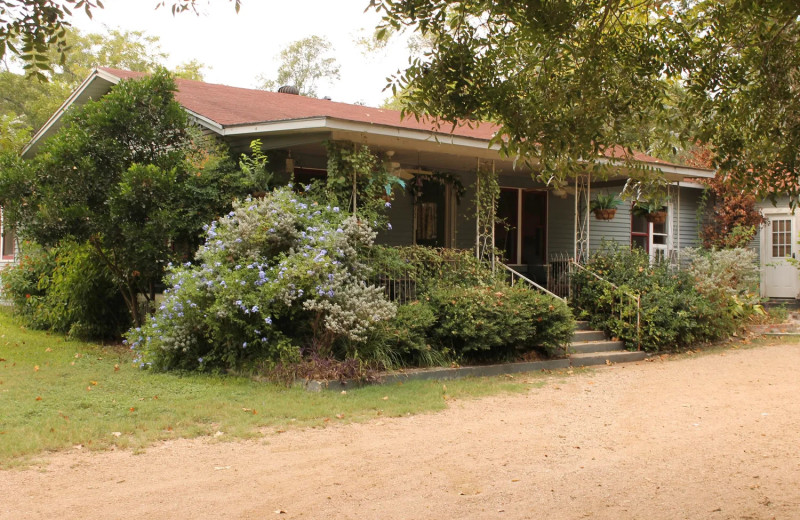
[686,247,762,317]
[126,185,396,371]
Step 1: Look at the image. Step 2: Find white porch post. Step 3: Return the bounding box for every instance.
[573,174,591,264]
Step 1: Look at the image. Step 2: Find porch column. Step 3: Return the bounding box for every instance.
[573,173,591,264]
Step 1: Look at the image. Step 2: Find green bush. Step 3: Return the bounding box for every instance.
[370,245,500,294]
[127,186,397,372]
[1,241,129,339]
[573,243,751,352]
[368,301,446,367]
[428,284,574,361]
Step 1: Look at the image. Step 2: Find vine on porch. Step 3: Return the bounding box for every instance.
[324,141,403,227]
[475,160,500,264]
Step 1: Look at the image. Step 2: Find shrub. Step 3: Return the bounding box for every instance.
[573,243,753,352]
[0,241,129,339]
[370,245,500,294]
[368,301,446,367]
[427,284,574,361]
[127,186,396,371]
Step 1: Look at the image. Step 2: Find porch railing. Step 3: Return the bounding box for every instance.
[569,260,641,351]
[497,262,565,301]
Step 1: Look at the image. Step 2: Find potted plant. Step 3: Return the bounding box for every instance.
[590,192,622,220]
[632,201,668,224]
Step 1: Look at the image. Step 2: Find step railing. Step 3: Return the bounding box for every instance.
[498,262,565,301]
[569,260,641,351]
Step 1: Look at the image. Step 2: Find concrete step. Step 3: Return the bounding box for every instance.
[569,340,625,354]
[575,320,592,331]
[570,350,648,367]
[571,330,606,343]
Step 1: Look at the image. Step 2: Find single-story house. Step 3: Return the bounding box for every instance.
[19,67,717,297]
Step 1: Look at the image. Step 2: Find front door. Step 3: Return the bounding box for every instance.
[763,213,799,298]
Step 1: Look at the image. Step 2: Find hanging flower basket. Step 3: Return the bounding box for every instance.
[593,208,617,221]
[644,210,667,224]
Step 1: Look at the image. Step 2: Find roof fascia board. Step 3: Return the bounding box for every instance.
[22,68,120,158]
[221,117,502,152]
[596,156,715,179]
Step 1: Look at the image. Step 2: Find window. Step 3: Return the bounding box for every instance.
[1,208,15,261]
[630,204,671,262]
[772,218,792,258]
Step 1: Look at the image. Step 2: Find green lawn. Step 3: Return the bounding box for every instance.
[0,306,548,466]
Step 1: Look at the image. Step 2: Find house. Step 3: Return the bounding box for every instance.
[21,67,715,294]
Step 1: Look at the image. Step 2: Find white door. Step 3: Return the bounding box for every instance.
[763,214,799,298]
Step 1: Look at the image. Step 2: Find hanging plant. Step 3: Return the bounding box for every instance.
[590,192,622,220]
[632,201,668,224]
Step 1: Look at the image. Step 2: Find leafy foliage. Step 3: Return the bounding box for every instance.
[0,240,129,338]
[325,141,404,228]
[258,36,340,98]
[428,285,574,361]
[572,243,760,352]
[0,0,236,75]
[696,174,764,249]
[0,69,255,325]
[127,186,397,372]
[373,0,800,201]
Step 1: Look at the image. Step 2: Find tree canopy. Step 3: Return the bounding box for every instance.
[258,35,341,98]
[371,0,800,202]
[0,69,256,325]
[0,0,238,76]
[0,26,207,144]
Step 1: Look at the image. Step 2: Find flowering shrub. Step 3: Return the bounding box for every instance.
[127,186,396,371]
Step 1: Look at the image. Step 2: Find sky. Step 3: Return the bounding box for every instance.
[71,0,412,107]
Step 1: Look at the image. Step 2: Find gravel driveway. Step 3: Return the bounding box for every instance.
[3,342,799,519]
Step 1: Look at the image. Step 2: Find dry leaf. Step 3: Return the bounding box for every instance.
[35,396,42,401]
[90,380,97,386]
[382,396,389,401]
[111,432,122,437]
[114,364,120,371]
[335,413,344,419]
[34,365,39,371]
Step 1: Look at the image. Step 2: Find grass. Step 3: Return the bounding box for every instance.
[0,307,558,467]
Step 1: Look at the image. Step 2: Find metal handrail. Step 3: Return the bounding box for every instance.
[498,262,565,301]
[569,260,641,351]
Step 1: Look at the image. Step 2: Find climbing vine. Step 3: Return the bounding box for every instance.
[407,171,466,203]
[324,141,403,227]
[475,160,500,262]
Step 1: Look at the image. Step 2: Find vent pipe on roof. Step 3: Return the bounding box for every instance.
[277,85,300,95]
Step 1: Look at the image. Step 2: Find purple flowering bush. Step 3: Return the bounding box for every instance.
[126,186,396,371]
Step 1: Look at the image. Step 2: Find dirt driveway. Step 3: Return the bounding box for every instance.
[2,342,799,520]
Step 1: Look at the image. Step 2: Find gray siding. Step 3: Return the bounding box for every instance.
[547,193,576,256]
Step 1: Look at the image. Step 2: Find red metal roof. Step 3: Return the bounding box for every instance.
[99,67,687,168]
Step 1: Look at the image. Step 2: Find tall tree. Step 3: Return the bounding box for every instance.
[0,0,239,76]
[371,0,800,201]
[0,69,253,325]
[1,27,205,134]
[258,35,340,98]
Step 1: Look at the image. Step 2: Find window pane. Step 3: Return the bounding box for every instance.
[631,235,647,250]
[1,221,13,258]
[631,213,648,233]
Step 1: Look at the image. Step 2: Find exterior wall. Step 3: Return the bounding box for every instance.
[547,184,706,259]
